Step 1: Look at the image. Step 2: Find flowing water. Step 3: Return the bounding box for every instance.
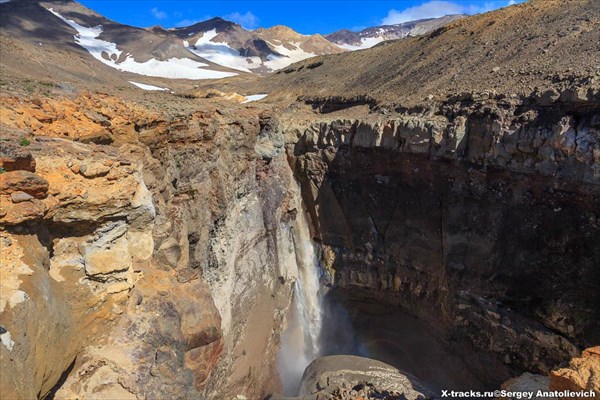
[277,206,324,396]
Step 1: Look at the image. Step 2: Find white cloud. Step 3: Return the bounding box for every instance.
[223,11,259,30]
[382,1,464,24]
[173,15,211,28]
[382,0,515,25]
[150,7,167,20]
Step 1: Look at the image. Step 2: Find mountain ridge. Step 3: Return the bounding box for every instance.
[326,14,465,50]
[0,0,462,84]
[258,0,599,106]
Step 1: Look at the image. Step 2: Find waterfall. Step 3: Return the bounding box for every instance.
[277,205,324,396]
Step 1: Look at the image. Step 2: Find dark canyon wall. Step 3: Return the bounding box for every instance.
[277,92,600,388]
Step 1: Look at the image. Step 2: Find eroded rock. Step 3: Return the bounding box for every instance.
[550,347,600,397]
[0,170,48,198]
[0,141,36,172]
[298,355,430,400]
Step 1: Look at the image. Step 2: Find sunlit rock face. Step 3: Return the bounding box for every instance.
[0,96,304,400]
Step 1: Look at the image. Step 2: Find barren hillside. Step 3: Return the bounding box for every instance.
[257,0,599,106]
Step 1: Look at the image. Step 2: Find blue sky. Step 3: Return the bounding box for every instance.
[79,0,524,34]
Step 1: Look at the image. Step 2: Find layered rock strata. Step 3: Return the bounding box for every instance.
[0,95,305,399]
[1,86,598,398]
[276,90,600,388]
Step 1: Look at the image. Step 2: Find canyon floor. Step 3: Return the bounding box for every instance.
[1,0,599,399]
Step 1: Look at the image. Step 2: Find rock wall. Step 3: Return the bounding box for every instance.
[280,92,600,387]
[1,88,598,398]
[0,137,157,399]
[0,95,304,399]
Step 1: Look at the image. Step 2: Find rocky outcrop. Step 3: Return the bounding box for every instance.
[0,170,48,198]
[287,89,600,184]
[0,93,168,144]
[0,141,36,172]
[278,91,600,387]
[0,92,317,399]
[298,355,429,400]
[501,347,600,400]
[550,347,600,398]
[0,134,158,399]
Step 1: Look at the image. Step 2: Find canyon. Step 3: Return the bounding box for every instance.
[1,88,599,400]
[1,0,599,399]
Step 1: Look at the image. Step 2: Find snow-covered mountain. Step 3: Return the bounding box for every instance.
[326,15,464,50]
[174,19,345,75]
[0,0,464,82]
[34,0,346,80]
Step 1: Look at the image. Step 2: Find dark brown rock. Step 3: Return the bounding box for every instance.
[0,141,36,172]
[0,171,49,198]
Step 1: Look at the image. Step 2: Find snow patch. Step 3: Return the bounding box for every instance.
[47,9,237,80]
[338,36,385,51]
[242,94,268,103]
[0,331,15,352]
[264,42,317,70]
[185,29,255,73]
[185,30,318,73]
[129,81,170,91]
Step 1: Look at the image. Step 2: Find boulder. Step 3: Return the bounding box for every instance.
[10,191,34,203]
[0,196,46,225]
[550,347,600,397]
[501,373,555,399]
[0,141,36,172]
[0,170,48,198]
[299,355,429,400]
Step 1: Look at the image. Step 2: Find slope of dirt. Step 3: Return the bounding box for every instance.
[0,0,238,94]
[257,0,600,106]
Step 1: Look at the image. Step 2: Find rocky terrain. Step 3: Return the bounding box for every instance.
[259,0,600,106]
[0,92,308,399]
[1,0,599,399]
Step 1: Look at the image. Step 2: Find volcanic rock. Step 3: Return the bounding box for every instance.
[0,141,36,172]
[0,170,48,198]
[550,347,600,397]
[299,355,429,399]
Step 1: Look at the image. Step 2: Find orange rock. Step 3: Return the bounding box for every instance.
[0,93,165,144]
[550,347,600,398]
[0,170,49,198]
[0,195,46,225]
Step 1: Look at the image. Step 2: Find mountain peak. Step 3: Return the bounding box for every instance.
[255,25,302,38]
[178,16,239,32]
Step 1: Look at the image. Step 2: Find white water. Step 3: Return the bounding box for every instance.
[277,207,324,396]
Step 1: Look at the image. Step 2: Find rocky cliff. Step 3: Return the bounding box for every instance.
[0,77,598,398]
[0,93,310,399]
[273,88,600,389]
